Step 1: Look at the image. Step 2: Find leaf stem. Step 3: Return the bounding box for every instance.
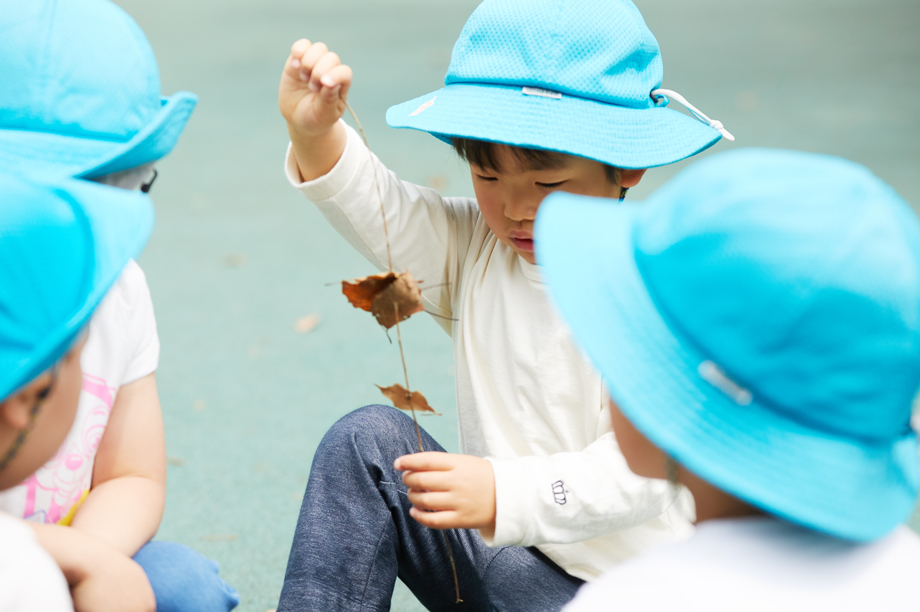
[344,100,393,271]
[395,303,424,453]
[442,531,463,603]
[347,100,460,604]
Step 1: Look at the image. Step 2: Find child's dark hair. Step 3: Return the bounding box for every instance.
[452,138,621,185]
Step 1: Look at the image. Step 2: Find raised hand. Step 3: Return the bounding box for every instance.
[279,39,353,138]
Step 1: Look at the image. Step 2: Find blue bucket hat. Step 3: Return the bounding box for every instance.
[0,0,197,180]
[386,0,733,170]
[0,172,154,401]
[535,148,920,542]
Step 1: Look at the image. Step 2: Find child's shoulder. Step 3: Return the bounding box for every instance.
[95,259,151,314]
[84,258,159,384]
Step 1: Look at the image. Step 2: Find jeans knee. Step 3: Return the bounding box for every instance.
[323,405,411,448]
[134,541,240,612]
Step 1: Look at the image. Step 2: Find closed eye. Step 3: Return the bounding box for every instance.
[537,181,566,189]
[475,174,498,182]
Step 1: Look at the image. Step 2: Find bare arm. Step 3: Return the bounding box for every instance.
[31,522,155,612]
[70,372,166,557]
[279,39,353,181]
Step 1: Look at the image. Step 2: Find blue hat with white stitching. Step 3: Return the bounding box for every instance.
[536,148,920,541]
[386,0,732,170]
[0,0,197,179]
[0,171,154,401]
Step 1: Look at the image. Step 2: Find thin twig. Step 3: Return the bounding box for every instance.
[344,100,393,271]
[424,310,460,323]
[418,281,449,291]
[395,303,424,453]
[347,100,461,604]
[442,531,463,603]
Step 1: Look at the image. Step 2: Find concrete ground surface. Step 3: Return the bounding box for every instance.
[115,0,920,610]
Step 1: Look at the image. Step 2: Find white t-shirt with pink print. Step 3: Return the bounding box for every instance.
[0,260,159,524]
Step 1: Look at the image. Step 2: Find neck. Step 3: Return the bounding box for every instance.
[679,464,761,524]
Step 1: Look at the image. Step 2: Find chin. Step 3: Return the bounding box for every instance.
[517,251,537,265]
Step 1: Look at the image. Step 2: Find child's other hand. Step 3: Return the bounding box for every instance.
[395,452,497,538]
[71,547,155,612]
[279,39,353,138]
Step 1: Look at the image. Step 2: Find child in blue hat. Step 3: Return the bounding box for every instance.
[276,0,732,608]
[0,1,238,610]
[534,149,920,610]
[0,172,155,611]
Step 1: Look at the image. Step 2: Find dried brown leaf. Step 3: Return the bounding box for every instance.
[342,270,423,329]
[377,383,440,414]
[371,273,424,328]
[342,271,396,312]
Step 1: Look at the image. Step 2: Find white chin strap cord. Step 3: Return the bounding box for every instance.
[651,89,735,142]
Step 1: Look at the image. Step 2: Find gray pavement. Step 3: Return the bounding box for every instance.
[115,0,920,609]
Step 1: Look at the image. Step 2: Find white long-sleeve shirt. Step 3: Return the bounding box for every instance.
[286,123,692,580]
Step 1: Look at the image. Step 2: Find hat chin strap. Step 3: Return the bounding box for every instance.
[651,89,735,142]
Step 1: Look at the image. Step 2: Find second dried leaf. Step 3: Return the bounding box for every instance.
[377,384,439,414]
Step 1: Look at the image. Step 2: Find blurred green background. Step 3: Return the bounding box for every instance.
[115,0,920,610]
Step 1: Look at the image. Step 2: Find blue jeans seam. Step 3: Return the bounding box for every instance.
[357,519,393,611]
[480,545,513,581]
[356,480,403,611]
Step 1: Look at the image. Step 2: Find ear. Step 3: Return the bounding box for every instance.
[620,168,648,188]
[0,373,52,430]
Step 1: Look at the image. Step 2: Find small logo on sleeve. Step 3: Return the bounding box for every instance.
[551,480,568,505]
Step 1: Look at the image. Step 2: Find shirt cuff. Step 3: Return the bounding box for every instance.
[486,456,535,547]
[284,120,362,201]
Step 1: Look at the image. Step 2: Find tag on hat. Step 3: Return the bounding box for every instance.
[522,87,562,100]
[698,361,753,406]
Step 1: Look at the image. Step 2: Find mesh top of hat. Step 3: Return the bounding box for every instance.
[445,0,662,109]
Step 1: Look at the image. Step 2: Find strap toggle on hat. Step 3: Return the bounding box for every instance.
[651,89,735,141]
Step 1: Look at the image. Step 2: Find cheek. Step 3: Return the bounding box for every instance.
[610,399,666,479]
[38,353,83,459]
[472,186,507,230]
[0,352,85,486]
[55,357,83,430]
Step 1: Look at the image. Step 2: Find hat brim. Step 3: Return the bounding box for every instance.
[1,176,154,400]
[535,193,919,542]
[386,83,721,169]
[0,91,196,180]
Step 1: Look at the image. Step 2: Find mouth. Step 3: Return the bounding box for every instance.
[511,237,535,253]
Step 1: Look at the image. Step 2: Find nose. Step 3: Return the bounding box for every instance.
[504,189,541,222]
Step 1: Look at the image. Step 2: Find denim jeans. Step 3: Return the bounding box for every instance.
[134,540,240,612]
[278,405,584,612]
